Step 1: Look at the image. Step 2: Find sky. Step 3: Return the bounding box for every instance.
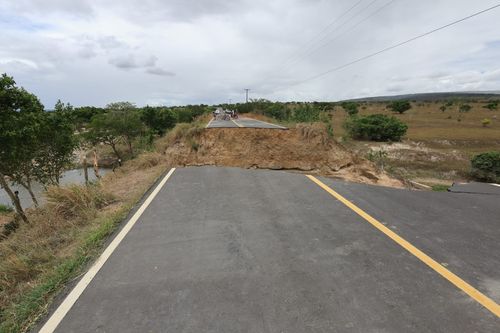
[1,0,500,107]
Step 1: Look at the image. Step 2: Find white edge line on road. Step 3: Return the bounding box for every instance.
[490,183,500,187]
[39,168,177,333]
[205,118,214,128]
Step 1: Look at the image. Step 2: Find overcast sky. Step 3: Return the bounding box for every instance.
[1,0,499,107]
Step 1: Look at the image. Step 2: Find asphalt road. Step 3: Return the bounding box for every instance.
[40,167,499,332]
[206,117,287,129]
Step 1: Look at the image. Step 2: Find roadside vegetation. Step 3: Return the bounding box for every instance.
[0,73,211,332]
[224,97,499,186]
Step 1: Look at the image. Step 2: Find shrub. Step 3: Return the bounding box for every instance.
[470,152,500,183]
[483,101,498,110]
[293,104,320,122]
[263,103,289,121]
[459,104,472,113]
[341,102,359,116]
[344,114,408,141]
[481,118,491,127]
[387,100,411,114]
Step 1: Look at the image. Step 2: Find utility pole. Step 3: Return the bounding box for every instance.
[244,88,250,103]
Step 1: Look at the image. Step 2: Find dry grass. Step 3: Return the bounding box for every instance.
[334,101,500,182]
[0,151,168,332]
[46,184,114,220]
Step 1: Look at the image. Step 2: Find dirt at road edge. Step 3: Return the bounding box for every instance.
[162,123,403,188]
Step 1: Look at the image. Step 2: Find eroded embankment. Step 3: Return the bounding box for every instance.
[163,123,403,187]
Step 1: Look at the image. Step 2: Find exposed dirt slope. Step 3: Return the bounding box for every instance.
[164,123,403,187]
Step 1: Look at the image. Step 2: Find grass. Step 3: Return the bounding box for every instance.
[0,145,171,333]
[0,205,13,214]
[332,101,500,182]
[431,184,450,192]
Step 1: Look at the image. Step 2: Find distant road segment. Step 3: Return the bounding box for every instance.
[206,117,287,129]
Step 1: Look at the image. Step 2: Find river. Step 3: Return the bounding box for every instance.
[0,168,109,209]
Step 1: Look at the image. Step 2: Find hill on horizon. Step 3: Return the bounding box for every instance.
[343,91,500,102]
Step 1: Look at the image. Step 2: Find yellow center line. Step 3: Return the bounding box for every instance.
[232,119,243,127]
[306,175,500,318]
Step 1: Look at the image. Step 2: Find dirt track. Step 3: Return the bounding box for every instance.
[163,123,403,187]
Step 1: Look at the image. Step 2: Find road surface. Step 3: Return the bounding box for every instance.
[206,117,287,129]
[39,167,499,332]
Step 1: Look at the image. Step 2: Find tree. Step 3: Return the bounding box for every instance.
[85,113,123,160]
[344,114,408,141]
[387,100,411,114]
[141,106,177,135]
[341,102,359,116]
[0,73,44,222]
[34,100,79,186]
[105,104,143,155]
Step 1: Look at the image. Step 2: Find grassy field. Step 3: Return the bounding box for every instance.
[331,101,500,184]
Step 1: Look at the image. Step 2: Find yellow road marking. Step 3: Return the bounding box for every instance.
[306,175,500,318]
[232,119,243,127]
[39,168,177,333]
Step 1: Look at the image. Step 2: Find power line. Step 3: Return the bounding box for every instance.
[284,0,382,69]
[281,0,365,67]
[286,0,397,69]
[290,3,500,87]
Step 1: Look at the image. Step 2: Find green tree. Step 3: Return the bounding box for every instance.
[0,74,44,222]
[85,113,124,160]
[344,114,408,141]
[141,106,177,135]
[105,102,143,155]
[387,100,411,114]
[34,100,79,186]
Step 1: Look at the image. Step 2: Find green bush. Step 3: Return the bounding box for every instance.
[344,114,408,141]
[263,103,290,121]
[459,104,472,113]
[293,104,320,122]
[470,152,500,183]
[387,100,411,114]
[341,102,359,116]
[483,101,498,110]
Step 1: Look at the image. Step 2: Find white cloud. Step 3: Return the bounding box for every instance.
[0,0,499,107]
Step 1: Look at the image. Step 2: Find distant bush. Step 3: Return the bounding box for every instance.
[344,114,408,141]
[459,104,472,113]
[483,101,498,110]
[470,152,500,183]
[481,118,491,127]
[293,103,320,122]
[387,100,411,114]
[341,102,359,116]
[263,103,290,121]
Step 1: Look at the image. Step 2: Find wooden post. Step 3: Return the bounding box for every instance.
[83,157,89,184]
[93,150,101,179]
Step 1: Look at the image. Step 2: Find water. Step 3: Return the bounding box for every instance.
[0,168,109,209]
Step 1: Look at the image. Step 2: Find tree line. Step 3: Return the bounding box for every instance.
[0,73,209,223]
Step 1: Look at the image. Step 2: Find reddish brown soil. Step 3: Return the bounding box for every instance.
[164,123,403,187]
